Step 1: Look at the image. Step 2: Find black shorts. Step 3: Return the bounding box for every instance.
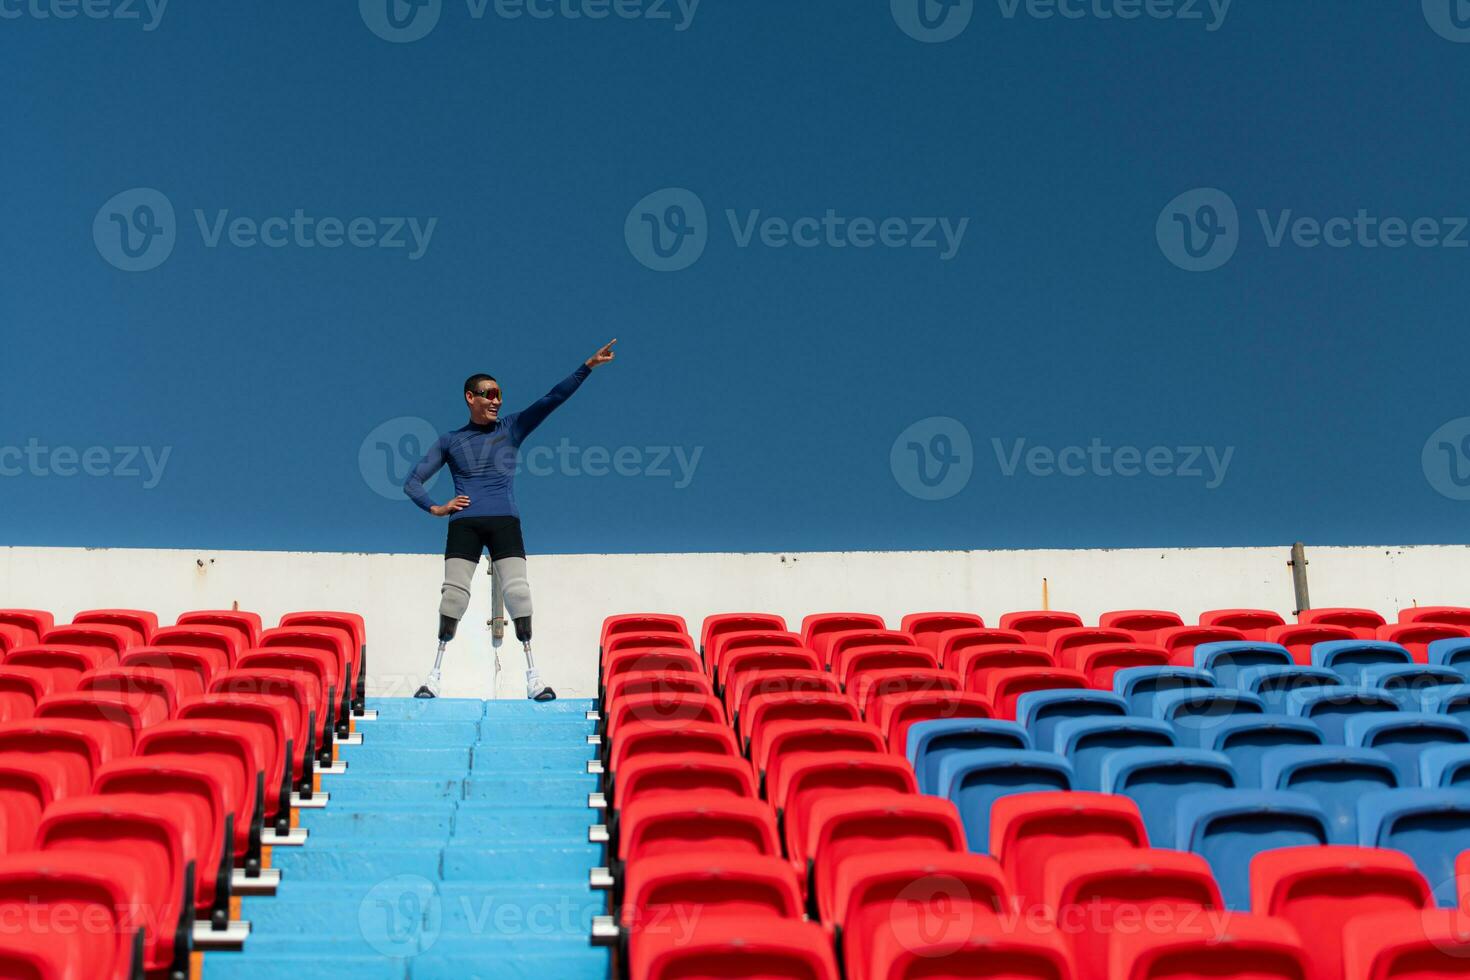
[445,516,527,562]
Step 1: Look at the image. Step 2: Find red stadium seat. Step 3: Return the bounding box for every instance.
[1100,609,1186,640]
[604,670,713,707]
[770,750,916,828]
[0,720,131,801]
[1341,910,1470,980]
[136,720,266,870]
[629,918,838,980]
[618,796,780,863]
[1298,607,1386,639]
[72,608,158,646]
[0,852,147,980]
[801,613,886,658]
[869,690,994,752]
[189,685,307,798]
[178,609,264,649]
[1266,624,1357,665]
[0,610,54,647]
[833,644,939,688]
[998,610,1085,646]
[952,644,1054,690]
[850,668,960,717]
[977,667,1088,718]
[172,698,295,837]
[599,613,688,653]
[700,613,787,653]
[901,612,986,648]
[1073,643,1171,688]
[1109,912,1306,980]
[800,792,967,921]
[210,669,322,783]
[278,610,367,711]
[0,625,22,658]
[609,721,739,777]
[606,691,724,743]
[1156,626,1248,664]
[611,753,754,814]
[35,692,157,744]
[720,645,824,691]
[830,850,1009,939]
[0,665,52,722]
[708,632,807,684]
[0,757,69,852]
[1041,849,1222,977]
[601,649,703,692]
[867,909,1074,980]
[122,644,228,690]
[41,624,134,658]
[92,755,236,926]
[238,647,345,747]
[740,691,861,753]
[4,645,116,692]
[990,791,1148,910]
[151,624,245,666]
[933,627,1029,666]
[1379,622,1470,662]
[1199,608,1285,639]
[258,627,352,735]
[36,794,194,977]
[752,720,887,783]
[727,669,840,724]
[1048,627,1136,666]
[1251,845,1432,980]
[1399,606,1470,629]
[604,632,696,656]
[80,663,200,714]
[621,853,802,928]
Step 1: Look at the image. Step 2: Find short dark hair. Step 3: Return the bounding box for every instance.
[464,373,498,395]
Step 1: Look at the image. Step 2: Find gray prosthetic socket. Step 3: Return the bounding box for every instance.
[492,557,533,619]
[438,557,478,639]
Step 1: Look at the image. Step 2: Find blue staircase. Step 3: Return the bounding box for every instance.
[204,697,609,980]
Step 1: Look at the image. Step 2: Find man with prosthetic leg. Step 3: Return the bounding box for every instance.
[405,339,618,700]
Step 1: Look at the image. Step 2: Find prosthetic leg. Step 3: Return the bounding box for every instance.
[416,557,477,698]
[494,556,555,701]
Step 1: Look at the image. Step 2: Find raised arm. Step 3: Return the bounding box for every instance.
[509,339,618,444]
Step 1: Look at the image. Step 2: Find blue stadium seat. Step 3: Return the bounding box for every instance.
[1357,664,1464,707]
[905,719,1029,796]
[1014,689,1127,753]
[1234,665,1342,712]
[1312,641,1415,685]
[1428,638,1470,682]
[1150,689,1266,746]
[1097,747,1235,846]
[1192,642,1293,688]
[936,749,1073,852]
[1418,745,1470,789]
[1198,715,1325,788]
[1344,713,1470,787]
[1052,717,1175,791]
[1111,666,1214,716]
[1258,745,1399,842]
[1285,687,1400,742]
[1175,789,1330,909]
[1357,788,1470,905]
[1419,685,1470,723]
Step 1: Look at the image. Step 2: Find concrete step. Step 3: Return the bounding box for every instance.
[355,721,482,744]
[326,778,467,803]
[453,806,595,840]
[462,775,599,801]
[469,746,592,772]
[340,746,472,771]
[365,698,484,722]
[441,845,601,881]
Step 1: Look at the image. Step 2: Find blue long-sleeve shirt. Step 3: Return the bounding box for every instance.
[404,364,592,519]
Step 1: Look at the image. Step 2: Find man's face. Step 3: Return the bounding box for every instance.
[468,381,502,421]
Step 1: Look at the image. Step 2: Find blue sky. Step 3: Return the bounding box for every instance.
[3,0,1469,554]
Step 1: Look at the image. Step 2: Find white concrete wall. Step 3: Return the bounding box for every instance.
[2,544,1468,699]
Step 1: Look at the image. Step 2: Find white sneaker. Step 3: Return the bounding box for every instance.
[415,669,442,699]
[526,669,556,702]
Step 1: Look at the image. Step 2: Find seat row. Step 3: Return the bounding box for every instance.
[0,606,366,980]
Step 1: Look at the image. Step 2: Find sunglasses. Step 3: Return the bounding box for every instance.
[472,387,502,401]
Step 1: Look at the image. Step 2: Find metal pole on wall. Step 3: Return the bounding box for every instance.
[1289,542,1311,616]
